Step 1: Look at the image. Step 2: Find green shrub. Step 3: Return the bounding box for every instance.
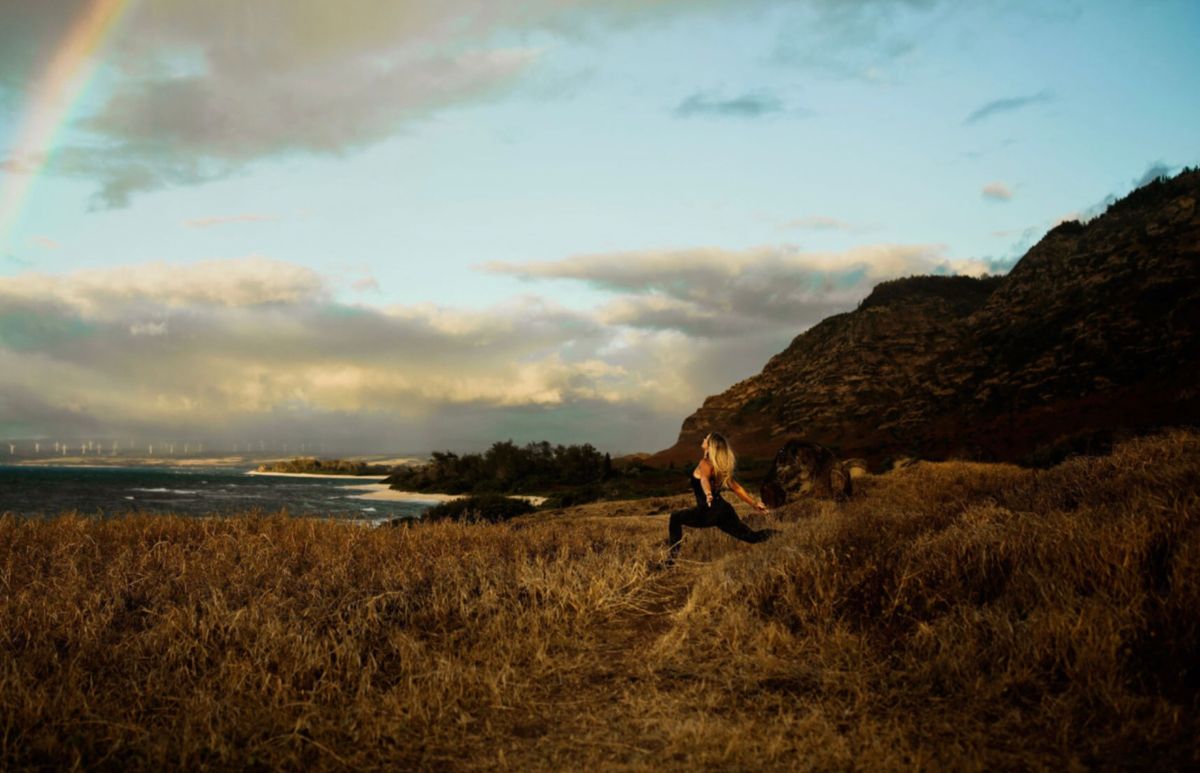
[422,494,535,524]
[542,485,605,509]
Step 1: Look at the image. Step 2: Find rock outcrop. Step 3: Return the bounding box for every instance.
[656,169,1200,467]
[759,440,853,507]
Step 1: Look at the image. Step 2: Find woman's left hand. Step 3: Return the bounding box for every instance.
[754,499,768,513]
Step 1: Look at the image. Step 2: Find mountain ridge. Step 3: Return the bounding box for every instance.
[653,168,1200,467]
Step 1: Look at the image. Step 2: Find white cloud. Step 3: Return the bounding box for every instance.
[982,181,1013,201]
[0,257,683,450]
[481,242,991,335]
[3,0,789,206]
[0,238,1002,451]
[0,256,327,313]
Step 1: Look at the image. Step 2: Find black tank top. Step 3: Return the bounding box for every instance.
[689,472,723,509]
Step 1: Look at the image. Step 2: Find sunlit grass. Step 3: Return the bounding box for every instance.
[2,430,1197,769]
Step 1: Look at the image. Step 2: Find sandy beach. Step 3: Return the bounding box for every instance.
[340,482,548,506]
[342,483,461,503]
[245,471,390,480]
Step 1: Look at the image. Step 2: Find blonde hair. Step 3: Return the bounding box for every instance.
[705,432,736,487]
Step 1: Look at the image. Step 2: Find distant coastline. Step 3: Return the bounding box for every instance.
[342,483,460,504]
[13,456,251,468]
[246,471,390,481]
[341,482,547,506]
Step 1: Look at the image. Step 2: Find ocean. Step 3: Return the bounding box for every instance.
[0,465,435,525]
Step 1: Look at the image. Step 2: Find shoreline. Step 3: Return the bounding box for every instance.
[343,483,461,504]
[246,471,390,480]
[341,482,548,507]
[13,457,252,468]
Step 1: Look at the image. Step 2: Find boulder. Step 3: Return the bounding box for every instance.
[759,440,853,507]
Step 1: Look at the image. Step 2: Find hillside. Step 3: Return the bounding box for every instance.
[656,169,1200,466]
[2,430,1197,768]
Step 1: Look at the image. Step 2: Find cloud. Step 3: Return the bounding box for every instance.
[0,240,1000,452]
[1131,160,1177,188]
[674,91,786,118]
[2,0,793,206]
[964,90,1053,125]
[11,0,963,206]
[770,0,939,79]
[784,215,863,232]
[481,240,1006,416]
[185,214,281,229]
[44,145,235,210]
[981,181,1013,201]
[1076,161,1183,222]
[482,242,993,337]
[86,48,539,161]
[0,1,93,94]
[351,277,381,293]
[0,257,678,451]
[0,256,327,313]
[0,155,40,174]
[129,321,168,337]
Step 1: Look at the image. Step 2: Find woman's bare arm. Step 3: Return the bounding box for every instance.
[728,478,768,512]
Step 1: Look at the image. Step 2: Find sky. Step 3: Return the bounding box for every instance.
[0,0,1197,456]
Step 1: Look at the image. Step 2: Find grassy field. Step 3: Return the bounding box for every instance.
[2,431,1197,770]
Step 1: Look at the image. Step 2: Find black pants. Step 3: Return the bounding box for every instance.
[668,497,774,557]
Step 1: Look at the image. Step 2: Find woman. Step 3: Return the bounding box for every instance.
[665,432,776,561]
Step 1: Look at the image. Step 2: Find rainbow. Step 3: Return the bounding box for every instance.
[0,0,133,246]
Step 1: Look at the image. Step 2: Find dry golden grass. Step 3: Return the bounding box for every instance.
[2,430,1198,770]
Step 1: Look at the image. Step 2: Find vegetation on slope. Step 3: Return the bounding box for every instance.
[421,493,537,524]
[1,430,1196,769]
[857,273,1004,314]
[384,439,694,504]
[256,457,394,475]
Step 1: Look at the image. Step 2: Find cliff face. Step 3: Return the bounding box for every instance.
[658,169,1200,466]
